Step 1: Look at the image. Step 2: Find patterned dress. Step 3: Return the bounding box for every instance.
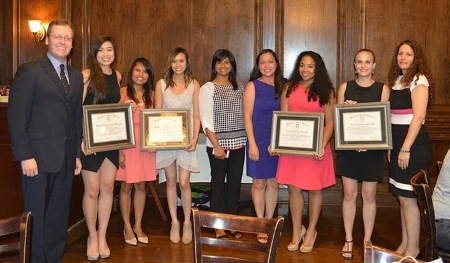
[156,79,199,172]
[389,75,431,198]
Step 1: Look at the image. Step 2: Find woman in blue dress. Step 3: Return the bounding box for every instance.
[243,49,284,243]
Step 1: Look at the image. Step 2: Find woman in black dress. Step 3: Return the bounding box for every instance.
[388,40,432,258]
[336,49,390,260]
[81,36,122,261]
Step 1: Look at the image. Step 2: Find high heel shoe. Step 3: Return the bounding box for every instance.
[133,228,149,244]
[124,229,137,246]
[99,247,110,259]
[287,225,306,251]
[182,221,193,244]
[341,240,353,260]
[170,221,181,244]
[300,230,317,253]
[86,237,99,261]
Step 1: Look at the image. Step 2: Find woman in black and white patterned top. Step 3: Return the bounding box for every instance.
[199,49,247,240]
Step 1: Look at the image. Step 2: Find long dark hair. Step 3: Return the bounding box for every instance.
[387,39,433,89]
[286,51,334,106]
[126,57,154,109]
[85,35,117,103]
[249,49,284,97]
[163,47,195,89]
[210,49,238,90]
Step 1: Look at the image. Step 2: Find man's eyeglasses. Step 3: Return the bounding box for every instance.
[49,35,73,42]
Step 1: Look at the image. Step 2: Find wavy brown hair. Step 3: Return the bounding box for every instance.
[387,39,432,89]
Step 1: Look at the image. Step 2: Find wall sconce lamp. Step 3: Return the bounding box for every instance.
[28,20,46,43]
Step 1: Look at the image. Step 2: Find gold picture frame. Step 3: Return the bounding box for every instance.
[140,108,191,151]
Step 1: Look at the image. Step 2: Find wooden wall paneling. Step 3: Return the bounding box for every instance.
[86,0,256,86]
[283,0,338,87]
[365,0,450,105]
[0,0,14,84]
[337,0,363,85]
[17,0,63,66]
[0,105,23,218]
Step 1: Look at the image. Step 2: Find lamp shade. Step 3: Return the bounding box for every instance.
[28,20,42,33]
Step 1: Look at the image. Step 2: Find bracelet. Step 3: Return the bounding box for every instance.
[400,148,410,153]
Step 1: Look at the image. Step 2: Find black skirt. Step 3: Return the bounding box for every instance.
[388,124,431,198]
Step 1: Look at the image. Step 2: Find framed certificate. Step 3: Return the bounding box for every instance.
[140,109,191,151]
[83,103,135,152]
[334,101,392,150]
[270,111,324,156]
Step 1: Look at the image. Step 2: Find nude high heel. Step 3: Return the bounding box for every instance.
[170,220,181,244]
[182,221,193,244]
[287,225,306,251]
[300,230,317,253]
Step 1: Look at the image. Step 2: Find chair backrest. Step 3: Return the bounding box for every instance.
[410,170,439,261]
[437,161,443,173]
[0,212,32,263]
[363,241,426,263]
[192,207,284,263]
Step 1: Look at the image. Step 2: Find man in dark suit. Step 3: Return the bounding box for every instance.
[7,19,83,263]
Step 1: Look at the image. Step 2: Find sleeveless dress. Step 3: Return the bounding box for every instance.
[336,80,385,182]
[246,79,280,179]
[116,94,157,183]
[156,79,199,172]
[389,75,431,198]
[81,71,121,172]
[276,85,335,190]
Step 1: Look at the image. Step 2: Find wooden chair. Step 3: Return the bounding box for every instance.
[147,181,168,221]
[191,207,284,263]
[363,241,425,263]
[410,170,450,262]
[437,161,443,173]
[0,212,31,263]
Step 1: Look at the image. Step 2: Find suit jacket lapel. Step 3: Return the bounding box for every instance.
[40,57,66,98]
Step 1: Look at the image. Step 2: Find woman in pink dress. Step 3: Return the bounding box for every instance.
[277,51,336,253]
[117,58,158,246]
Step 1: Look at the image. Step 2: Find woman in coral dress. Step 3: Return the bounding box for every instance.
[276,51,336,253]
[117,58,157,246]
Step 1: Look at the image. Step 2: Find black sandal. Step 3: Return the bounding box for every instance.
[341,240,353,260]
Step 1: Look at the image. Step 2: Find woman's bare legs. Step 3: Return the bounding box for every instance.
[265,178,279,218]
[302,190,322,249]
[82,170,100,256]
[179,166,192,244]
[165,161,180,243]
[342,177,357,255]
[288,185,304,247]
[96,160,117,253]
[361,181,378,242]
[133,182,147,237]
[82,159,117,255]
[119,182,135,241]
[398,196,421,257]
[252,179,267,219]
